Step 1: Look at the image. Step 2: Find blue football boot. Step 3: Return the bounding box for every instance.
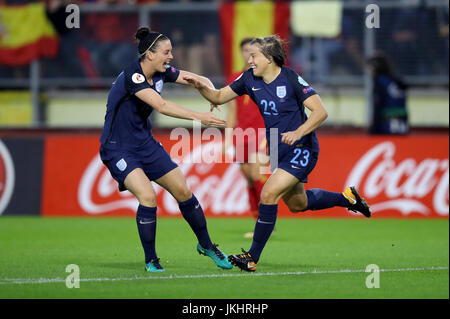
[145,258,165,272]
[197,243,233,269]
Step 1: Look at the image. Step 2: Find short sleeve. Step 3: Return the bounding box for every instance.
[287,68,317,103]
[229,71,248,96]
[124,70,151,95]
[162,65,180,83]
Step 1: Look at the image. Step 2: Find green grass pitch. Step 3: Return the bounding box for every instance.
[0,217,448,299]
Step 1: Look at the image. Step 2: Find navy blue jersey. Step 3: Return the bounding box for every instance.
[229,66,320,161]
[370,74,409,134]
[100,59,180,151]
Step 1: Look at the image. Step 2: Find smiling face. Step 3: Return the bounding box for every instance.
[146,39,174,73]
[247,43,271,77]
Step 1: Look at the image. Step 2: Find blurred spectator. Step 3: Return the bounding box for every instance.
[43,0,86,78]
[388,4,438,76]
[81,0,138,77]
[290,3,364,82]
[367,52,409,135]
[151,4,220,76]
[436,5,449,74]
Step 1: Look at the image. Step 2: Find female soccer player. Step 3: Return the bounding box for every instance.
[184,35,371,272]
[99,27,232,272]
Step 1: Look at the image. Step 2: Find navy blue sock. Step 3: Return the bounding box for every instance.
[136,205,158,263]
[178,195,213,249]
[306,189,350,210]
[249,204,278,263]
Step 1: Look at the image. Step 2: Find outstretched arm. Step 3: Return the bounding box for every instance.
[281,94,328,145]
[135,88,227,127]
[182,74,239,105]
[176,70,222,111]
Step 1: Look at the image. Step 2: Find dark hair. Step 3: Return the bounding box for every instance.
[135,27,169,60]
[240,37,254,49]
[367,51,407,88]
[366,52,394,76]
[250,35,286,67]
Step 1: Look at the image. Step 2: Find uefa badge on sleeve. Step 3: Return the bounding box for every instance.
[132,73,145,84]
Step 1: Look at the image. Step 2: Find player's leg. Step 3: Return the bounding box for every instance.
[124,168,164,272]
[282,183,371,217]
[229,168,298,271]
[242,154,271,238]
[247,152,269,207]
[240,162,259,238]
[154,167,232,269]
[279,150,371,217]
[240,162,259,217]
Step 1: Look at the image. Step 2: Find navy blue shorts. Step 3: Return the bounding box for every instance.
[100,142,178,192]
[274,147,318,183]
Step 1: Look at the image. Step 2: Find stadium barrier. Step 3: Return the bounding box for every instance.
[0,132,448,218]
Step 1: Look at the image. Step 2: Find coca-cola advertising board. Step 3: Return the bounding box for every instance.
[40,133,448,218]
[0,138,44,216]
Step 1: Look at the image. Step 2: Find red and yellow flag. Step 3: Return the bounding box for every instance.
[0,2,59,66]
[219,1,290,79]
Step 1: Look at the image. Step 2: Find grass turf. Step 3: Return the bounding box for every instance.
[0,217,448,299]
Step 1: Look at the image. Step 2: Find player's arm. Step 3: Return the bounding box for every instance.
[183,75,239,105]
[176,70,214,89]
[176,70,222,111]
[135,88,226,127]
[281,94,328,146]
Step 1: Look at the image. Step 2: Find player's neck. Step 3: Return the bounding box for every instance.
[262,65,281,84]
[140,61,156,81]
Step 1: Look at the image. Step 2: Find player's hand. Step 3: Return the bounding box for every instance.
[199,112,227,127]
[183,75,206,90]
[210,103,222,112]
[281,130,302,146]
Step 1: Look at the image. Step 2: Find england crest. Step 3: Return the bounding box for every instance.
[155,79,163,93]
[276,86,286,99]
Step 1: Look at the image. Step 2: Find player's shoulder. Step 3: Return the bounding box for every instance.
[124,59,147,85]
[282,66,311,87]
[161,64,180,80]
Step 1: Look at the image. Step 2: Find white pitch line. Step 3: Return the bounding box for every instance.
[0,266,448,286]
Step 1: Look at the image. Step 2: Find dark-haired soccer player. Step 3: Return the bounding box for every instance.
[225,37,269,239]
[185,35,371,272]
[99,27,233,272]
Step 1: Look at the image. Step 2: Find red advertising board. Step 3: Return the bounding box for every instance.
[41,133,449,218]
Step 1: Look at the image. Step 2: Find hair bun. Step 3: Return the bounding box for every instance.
[135,27,150,41]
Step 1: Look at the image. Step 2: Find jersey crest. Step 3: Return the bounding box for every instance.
[276,86,286,99]
[155,79,163,93]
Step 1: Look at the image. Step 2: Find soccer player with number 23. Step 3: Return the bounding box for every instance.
[184,35,372,272]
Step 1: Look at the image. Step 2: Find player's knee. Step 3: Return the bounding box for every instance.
[175,187,192,203]
[288,201,308,213]
[137,194,156,207]
[260,188,278,205]
[135,190,157,207]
